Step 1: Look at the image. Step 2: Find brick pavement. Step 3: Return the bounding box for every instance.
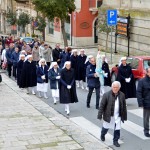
[0,74,112,150]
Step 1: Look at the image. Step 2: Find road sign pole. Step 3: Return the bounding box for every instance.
[110,26,113,64]
[107,9,117,64]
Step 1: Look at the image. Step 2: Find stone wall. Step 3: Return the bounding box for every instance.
[98,0,150,56]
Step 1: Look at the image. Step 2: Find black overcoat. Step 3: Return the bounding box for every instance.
[70,55,78,80]
[52,48,62,65]
[137,76,150,108]
[17,60,24,87]
[76,55,87,81]
[86,64,100,88]
[102,61,111,86]
[116,64,136,99]
[59,68,78,104]
[48,68,61,89]
[20,60,37,88]
[36,65,49,83]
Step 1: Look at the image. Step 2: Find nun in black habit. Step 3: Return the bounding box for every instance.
[17,54,25,88]
[20,55,37,94]
[76,49,87,89]
[102,56,111,87]
[59,61,78,115]
[70,49,78,80]
[117,57,136,99]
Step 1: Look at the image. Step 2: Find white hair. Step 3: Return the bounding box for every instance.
[49,62,58,70]
[63,61,71,69]
[38,58,47,67]
[19,54,25,60]
[27,55,33,60]
[111,81,121,88]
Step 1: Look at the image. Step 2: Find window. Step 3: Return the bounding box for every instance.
[97,0,103,7]
[143,60,150,70]
[130,58,139,69]
[65,16,71,41]
[48,21,54,35]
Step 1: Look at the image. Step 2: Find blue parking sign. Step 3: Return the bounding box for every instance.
[107,10,117,26]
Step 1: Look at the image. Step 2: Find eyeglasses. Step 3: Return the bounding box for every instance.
[41,62,45,63]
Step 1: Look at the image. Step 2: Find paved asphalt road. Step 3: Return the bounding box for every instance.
[36,84,150,150]
[2,67,150,150]
[1,45,149,150]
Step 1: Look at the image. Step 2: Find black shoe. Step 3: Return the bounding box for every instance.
[87,104,90,108]
[96,106,99,110]
[113,141,120,147]
[144,133,150,137]
[101,135,105,141]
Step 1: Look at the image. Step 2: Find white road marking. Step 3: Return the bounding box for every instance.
[122,120,149,140]
[128,109,143,118]
[70,116,123,146]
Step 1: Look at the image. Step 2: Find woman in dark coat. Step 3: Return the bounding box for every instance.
[48,62,61,104]
[36,58,49,99]
[70,49,78,81]
[76,49,87,89]
[102,56,111,87]
[117,57,136,99]
[20,55,37,94]
[17,54,25,88]
[59,61,78,115]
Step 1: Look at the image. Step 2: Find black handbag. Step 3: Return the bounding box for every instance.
[0,74,2,82]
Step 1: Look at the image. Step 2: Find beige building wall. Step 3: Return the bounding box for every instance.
[0,0,13,34]
[99,0,150,55]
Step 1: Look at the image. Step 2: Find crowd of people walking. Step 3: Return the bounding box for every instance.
[0,35,112,114]
[1,34,150,147]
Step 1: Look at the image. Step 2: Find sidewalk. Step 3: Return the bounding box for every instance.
[0,74,112,150]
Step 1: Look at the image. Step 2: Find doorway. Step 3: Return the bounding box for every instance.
[94,18,98,43]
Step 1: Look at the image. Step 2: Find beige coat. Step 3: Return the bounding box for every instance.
[32,47,40,61]
[43,48,52,62]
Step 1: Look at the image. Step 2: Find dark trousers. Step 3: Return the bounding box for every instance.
[143,108,150,134]
[13,65,17,78]
[101,127,120,142]
[7,64,12,77]
[87,87,100,107]
[47,62,51,67]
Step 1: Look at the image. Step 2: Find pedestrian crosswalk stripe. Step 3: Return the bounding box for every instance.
[122,120,149,140]
[70,116,123,146]
[128,109,143,118]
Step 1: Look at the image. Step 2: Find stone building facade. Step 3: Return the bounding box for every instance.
[0,0,14,34]
[98,0,150,55]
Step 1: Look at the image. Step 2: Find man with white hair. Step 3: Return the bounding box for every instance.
[98,81,127,147]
